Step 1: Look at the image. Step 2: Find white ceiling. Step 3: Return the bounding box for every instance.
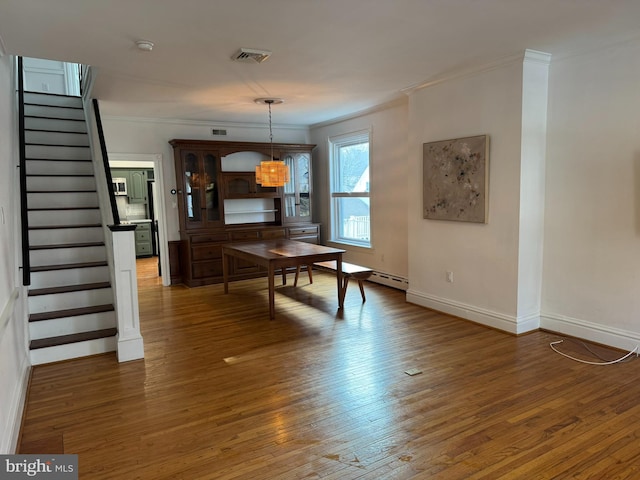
[1,0,639,126]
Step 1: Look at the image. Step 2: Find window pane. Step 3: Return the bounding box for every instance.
[338,143,369,192]
[336,197,370,242]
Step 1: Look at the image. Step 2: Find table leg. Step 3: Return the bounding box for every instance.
[223,252,229,294]
[268,263,275,320]
[336,255,344,309]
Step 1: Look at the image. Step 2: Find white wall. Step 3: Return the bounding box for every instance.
[541,39,640,350]
[310,100,409,278]
[406,59,525,329]
[101,117,309,241]
[0,54,30,453]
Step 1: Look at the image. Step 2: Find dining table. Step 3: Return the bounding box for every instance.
[222,239,346,319]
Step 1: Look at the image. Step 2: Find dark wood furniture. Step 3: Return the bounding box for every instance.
[297,260,374,302]
[222,239,346,320]
[170,139,318,286]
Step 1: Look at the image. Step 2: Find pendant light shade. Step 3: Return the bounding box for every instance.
[255,98,289,187]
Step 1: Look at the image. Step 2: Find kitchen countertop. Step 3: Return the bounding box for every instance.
[121,219,152,224]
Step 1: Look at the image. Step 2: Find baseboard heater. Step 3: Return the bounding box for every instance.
[368,271,409,291]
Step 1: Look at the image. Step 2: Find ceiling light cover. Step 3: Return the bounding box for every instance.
[136,40,154,51]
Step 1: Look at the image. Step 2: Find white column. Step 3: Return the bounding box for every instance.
[110,226,144,362]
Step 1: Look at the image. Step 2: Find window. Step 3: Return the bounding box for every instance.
[329,130,371,247]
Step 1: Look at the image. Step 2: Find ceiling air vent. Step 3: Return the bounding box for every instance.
[231,48,272,64]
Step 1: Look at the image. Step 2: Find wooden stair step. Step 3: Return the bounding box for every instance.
[27,190,97,194]
[29,224,102,230]
[24,102,82,110]
[30,242,105,250]
[28,282,111,297]
[30,261,108,272]
[26,174,94,177]
[29,328,117,350]
[25,128,88,134]
[29,303,115,322]
[25,143,89,147]
[26,157,92,162]
[25,115,85,121]
[28,207,99,211]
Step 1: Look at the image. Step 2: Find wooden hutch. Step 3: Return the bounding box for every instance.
[170,139,318,286]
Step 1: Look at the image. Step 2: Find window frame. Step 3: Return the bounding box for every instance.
[328,129,372,248]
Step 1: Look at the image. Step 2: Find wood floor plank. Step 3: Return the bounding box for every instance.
[17,257,640,479]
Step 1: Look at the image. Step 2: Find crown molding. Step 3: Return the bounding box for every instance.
[401,50,550,95]
[309,96,407,130]
[101,114,309,131]
[0,31,7,57]
[522,49,552,65]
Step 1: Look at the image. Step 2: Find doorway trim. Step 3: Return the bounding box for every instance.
[108,153,170,287]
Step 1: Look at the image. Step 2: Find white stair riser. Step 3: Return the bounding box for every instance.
[29,226,104,246]
[25,130,89,146]
[30,246,107,267]
[26,144,91,160]
[27,175,96,191]
[24,104,84,120]
[29,288,114,314]
[26,160,94,176]
[25,117,87,133]
[30,265,110,289]
[28,191,99,209]
[24,93,83,108]
[29,311,116,340]
[29,209,101,226]
[30,336,117,366]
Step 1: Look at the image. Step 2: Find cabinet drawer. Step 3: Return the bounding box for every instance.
[136,230,151,241]
[288,225,319,237]
[261,229,286,239]
[192,260,223,279]
[136,243,152,255]
[230,230,260,241]
[192,244,222,261]
[290,235,318,245]
[191,233,228,244]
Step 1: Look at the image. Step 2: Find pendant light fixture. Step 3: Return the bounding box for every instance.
[255,98,289,187]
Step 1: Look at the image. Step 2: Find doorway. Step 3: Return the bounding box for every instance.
[109,153,170,286]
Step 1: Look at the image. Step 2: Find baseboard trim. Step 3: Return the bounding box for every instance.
[540,312,640,352]
[405,289,640,350]
[3,357,30,454]
[406,289,540,334]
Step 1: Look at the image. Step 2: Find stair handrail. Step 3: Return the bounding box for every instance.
[17,57,30,286]
[92,98,120,225]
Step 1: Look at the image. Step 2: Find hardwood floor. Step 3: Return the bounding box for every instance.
[18,257,640,479]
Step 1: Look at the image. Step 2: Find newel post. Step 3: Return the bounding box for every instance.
[109,224,145,362]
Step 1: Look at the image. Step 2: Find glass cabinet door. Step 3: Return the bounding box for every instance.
[283,152,312,223]
[180,150,221,229]
[183,152,201,226]
[203,153,221,224]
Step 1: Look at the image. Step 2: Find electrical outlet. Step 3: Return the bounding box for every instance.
[446,271,454,283]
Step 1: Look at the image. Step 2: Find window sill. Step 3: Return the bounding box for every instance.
[327,240,373,253]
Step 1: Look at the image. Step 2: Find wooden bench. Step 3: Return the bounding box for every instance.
[294,260,374,302]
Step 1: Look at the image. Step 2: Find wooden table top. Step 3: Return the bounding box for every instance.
[222,239,345,261]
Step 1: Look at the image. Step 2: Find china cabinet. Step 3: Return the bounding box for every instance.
[170,139,318,286]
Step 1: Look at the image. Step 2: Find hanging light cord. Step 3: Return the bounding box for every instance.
[267,99,274,161]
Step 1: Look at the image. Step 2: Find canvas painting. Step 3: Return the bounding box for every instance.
[423,135,489,223]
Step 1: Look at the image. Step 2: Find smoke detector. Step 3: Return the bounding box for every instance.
[231,48,272,64]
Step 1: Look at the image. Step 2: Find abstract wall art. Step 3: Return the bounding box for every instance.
[423,135,489,223]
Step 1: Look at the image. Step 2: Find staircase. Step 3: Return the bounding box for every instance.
[23,91,117,365]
